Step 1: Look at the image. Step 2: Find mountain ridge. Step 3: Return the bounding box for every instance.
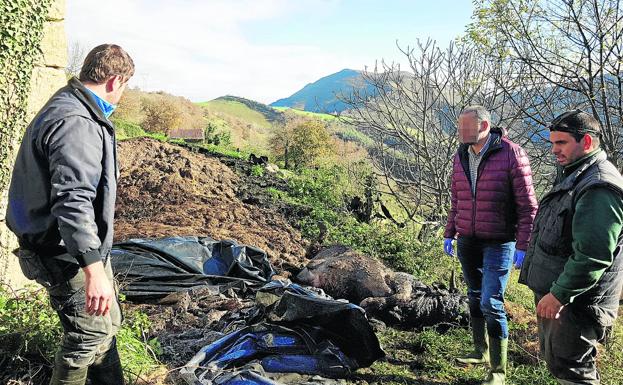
[270,68,374,114]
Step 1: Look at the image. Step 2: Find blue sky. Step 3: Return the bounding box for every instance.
[66,0,473,104]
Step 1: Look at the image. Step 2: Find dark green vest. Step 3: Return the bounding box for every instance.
[520,151,623,325]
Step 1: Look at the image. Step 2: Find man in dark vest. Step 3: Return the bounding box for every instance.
[444,105,538,385]
[7,44,134,385]
[519,110,623,384]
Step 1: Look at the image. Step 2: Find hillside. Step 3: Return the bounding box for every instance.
[270,69,375,113]
[198,96,281,153]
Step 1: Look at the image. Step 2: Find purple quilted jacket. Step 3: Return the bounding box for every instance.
[444,128,538,251]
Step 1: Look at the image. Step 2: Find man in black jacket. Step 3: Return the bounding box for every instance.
[520,110,623,384]
[7,44,134,385]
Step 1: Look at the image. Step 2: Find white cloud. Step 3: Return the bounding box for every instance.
[66,0,373,104]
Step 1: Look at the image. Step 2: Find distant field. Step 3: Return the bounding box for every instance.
[199,99,272,128]
[197,99,275,153]
[272,106,337,121]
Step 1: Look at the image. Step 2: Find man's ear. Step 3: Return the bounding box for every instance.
[582,134,593,150]
[104,75,122,93]
[480,119,489,132]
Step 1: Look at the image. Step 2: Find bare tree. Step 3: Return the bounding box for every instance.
[469,0,623,167]
[66,41,87,77]
[341,40,539,239]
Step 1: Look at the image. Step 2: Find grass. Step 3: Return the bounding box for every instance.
[199,99,272,128]
[356,323,556,385]
[334,126,375,147]
[272,106,338,121]
[0,284,163,384]
[199,99,273,152]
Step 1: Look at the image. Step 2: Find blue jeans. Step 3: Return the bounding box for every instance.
[457,237,514,339]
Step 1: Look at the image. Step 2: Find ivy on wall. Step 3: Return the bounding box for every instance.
[0,0,52,194]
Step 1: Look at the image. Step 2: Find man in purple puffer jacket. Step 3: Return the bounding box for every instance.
[443,105,538,385]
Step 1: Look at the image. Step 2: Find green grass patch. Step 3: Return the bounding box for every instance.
[356,326,558,385]
[0,285,161,384]
[250,164,264,177]
[272,106,337,121]
[112,118,147,140]
[197,142,246,159]
[334,126,375,147]
[116,306,162,381]
[200,99,272,128]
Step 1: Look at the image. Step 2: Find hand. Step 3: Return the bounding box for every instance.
[536,293,564,319]
[513,249,526,268]
[443,238,455,257]
[83,261,114,316]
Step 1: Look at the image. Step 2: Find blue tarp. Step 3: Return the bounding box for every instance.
[111,237,384,385]
[180,281,383,384]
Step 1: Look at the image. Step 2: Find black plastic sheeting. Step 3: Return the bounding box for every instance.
[110,237,384,384]
[111,236,275,300]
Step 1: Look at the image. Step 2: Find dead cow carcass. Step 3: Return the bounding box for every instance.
[296,245,469,329]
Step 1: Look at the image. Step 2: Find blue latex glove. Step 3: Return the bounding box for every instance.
[443,238,454,257]
[513,249,526,268]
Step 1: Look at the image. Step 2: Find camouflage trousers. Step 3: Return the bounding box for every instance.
[17,250,124,385]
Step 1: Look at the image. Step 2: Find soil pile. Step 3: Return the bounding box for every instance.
[114,138,309,274]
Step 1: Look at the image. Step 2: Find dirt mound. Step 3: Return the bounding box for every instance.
[114,138,308,274]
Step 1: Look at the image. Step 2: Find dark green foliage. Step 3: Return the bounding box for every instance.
[204,121,232,146]
[275,164,455,283]
[0,0,52,193]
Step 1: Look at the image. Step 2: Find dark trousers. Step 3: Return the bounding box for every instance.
[535,294,608,385]
[17,250,124,385]
[457,237,514,339]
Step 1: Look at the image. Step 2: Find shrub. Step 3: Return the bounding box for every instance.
[112,118,146,140]
[282,164,455,282]
[251,164,264,177]
[141,96,182,135]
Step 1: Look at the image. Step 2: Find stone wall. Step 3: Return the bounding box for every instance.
[0,0,67,289]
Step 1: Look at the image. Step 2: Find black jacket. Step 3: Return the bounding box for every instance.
[519,151,623,326]
[7,78,118,267]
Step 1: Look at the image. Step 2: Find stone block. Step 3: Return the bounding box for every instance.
[39,21,67,68]
[27,66,67,121]
[47,0,66,21]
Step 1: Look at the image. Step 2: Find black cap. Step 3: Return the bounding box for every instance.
[548,109,601,136]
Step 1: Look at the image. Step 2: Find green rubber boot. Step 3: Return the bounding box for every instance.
[457,317,489,365]
[482,337,508,385]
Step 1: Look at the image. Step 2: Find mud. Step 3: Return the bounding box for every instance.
[115,138,309,275]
